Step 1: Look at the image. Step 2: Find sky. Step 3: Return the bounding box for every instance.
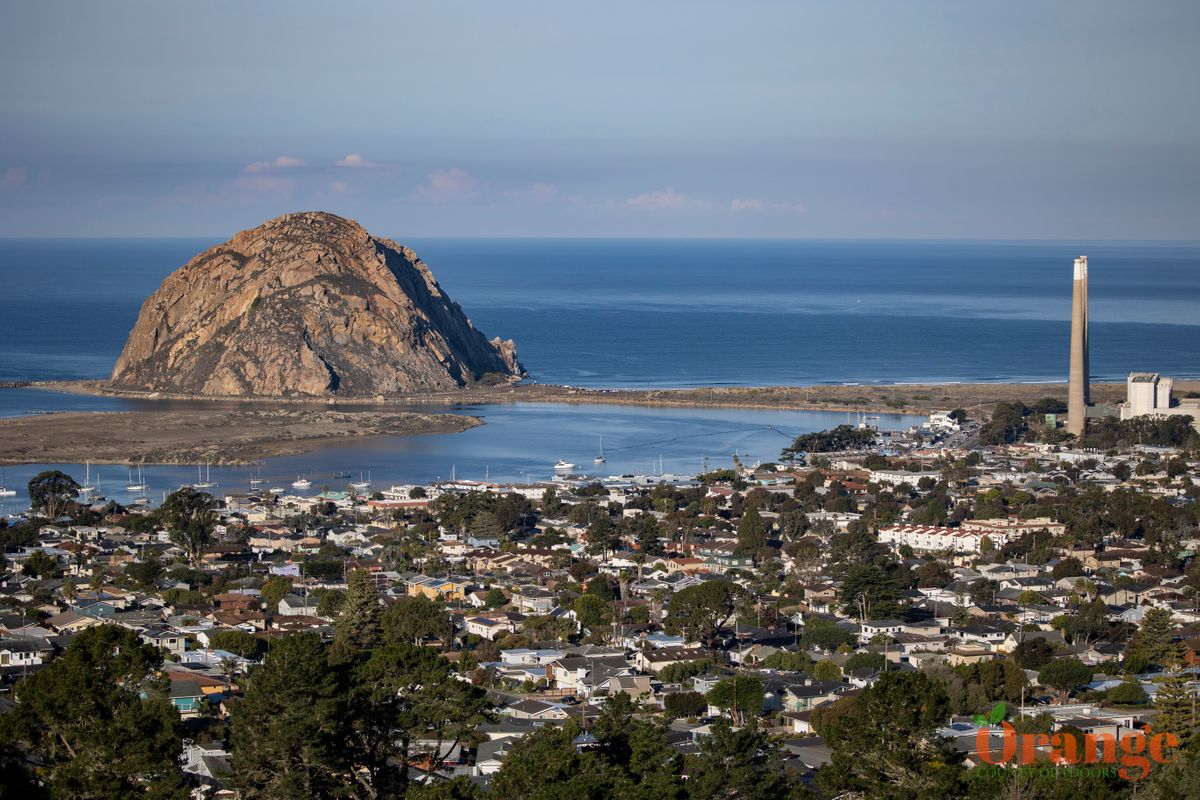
[1,1,1198,238]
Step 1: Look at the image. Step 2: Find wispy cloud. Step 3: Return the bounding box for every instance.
[505,182,557,203]
[243,155,305,173]
[336,153,382,169]
[624,187,694,209]
[730,197,807,213]
[0,167,29,190]
[411,168,478,203]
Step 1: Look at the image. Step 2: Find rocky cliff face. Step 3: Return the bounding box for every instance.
[111,212,524,397]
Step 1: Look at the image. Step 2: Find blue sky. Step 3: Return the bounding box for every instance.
[1,1,1197,238]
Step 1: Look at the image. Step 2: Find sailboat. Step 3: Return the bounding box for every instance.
[0,468,15,497]
[249,462,264,488]
[593,436,606,464]
[126,462,146,493]
[194,462,218,490]
[349,470,371,491]
[78,461,97,500]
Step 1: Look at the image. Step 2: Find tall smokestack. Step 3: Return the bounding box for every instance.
[1068,255,1089,436]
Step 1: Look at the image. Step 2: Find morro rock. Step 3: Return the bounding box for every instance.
[110,212,524,397]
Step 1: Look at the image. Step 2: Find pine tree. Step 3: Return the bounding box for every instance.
[737,505,768,554]
[332,569,382,659]
[1154,668,1199,742]
[230,633,350,799]
[1124,607,1179,672]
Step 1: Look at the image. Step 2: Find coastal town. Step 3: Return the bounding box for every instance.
[2,382,1198,798]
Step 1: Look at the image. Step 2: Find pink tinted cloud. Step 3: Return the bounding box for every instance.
[412,168,478,203]
[336,153,382,168]
[0,167,29,190]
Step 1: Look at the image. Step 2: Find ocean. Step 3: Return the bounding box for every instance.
[1,238,1199,387]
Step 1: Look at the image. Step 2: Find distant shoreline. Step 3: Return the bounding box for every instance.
[11,377,1187,416]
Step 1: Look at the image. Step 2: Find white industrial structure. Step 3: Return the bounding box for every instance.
[1120,373,1200,429]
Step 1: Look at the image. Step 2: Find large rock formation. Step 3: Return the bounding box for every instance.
[111,212,524,397]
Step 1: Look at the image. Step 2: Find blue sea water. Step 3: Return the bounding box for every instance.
[1,238,1198,387]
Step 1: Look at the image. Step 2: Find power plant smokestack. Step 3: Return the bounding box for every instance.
[1068,255,1090,436]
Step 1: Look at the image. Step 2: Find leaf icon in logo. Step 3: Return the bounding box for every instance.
[972,714,986,725]
[987,702,1007,724]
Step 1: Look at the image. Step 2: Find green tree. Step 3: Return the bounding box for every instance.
[839,562,903,620]
[381,595,450,645]
[1,625,186,799]
[812,659,842,681]
[736,505,768,554]
[124,556,165,589]
[21,549,59,579]
[663,691,708,718]
[814,671,964,798]
[348,642,493,798]
[230,633,350,799]
[762,650,812,672]
[1106,680,1149,705]
[489,722,627,800]
[664,581,741,651]
[1153,668,1199,742]
[160,487,218,568]
[1123,607,1178,673]
[314,588,345,618]
[259,575,293,611]
[705,675,765,726]
[1013,636,1057,669]
[686,718,792,800]
[1038,658,1094,703]
[207,628,263,659]
[26,470,80,519]
[332,570,382,659]
[574,593,611,627]
[844,651,887,673]
[656,658,713,684]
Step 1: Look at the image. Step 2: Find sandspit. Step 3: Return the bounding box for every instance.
[0,408,479,465]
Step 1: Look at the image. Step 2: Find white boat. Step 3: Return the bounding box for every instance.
[269,486,286,494]
[0,468,16,497]
[349,470,371,490]
[554,460,576,471]
[291,477,311,489]
[126,463,146,492]
[194,462,218,490]
[593,436,606,464]
[78,461,97,499]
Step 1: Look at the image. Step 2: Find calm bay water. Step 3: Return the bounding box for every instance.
[0,402,924,511]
